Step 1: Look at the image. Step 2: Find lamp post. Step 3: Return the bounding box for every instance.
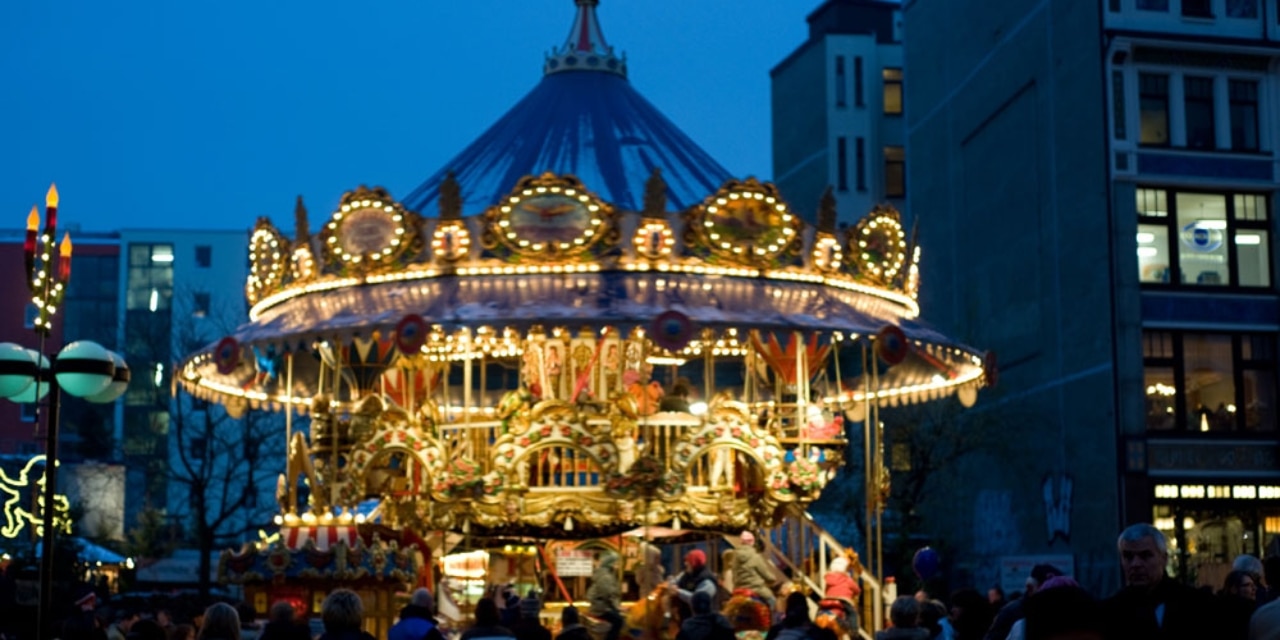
[0,185,129,638]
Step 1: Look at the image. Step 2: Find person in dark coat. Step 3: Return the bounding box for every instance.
[676,591,734,640]
[1218,570,1257,640]
[765,592,837,640]
[319,589,377,640]
[1101,523,1219,640]
[985,564,1061,640]
[511,594,551,640]
[389,589,445,640]
[460,598,516,640]
[554,607,591,640]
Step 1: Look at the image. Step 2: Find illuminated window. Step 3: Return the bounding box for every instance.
[883,68,903,115]
[1143,331,1278,433]
[1139,73,1170,146]
[1136,188,1270,289]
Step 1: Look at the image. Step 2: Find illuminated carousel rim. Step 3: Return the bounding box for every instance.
[234,271,938,348]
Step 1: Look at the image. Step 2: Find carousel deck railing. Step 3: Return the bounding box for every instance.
[431,411,826,493]
[762,505,881,638]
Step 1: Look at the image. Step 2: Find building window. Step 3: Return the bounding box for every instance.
[855,137,867,192]
[20,403,37,423]
[1139,73,1170,146]
[193,292,211,318]
[1112,71,1127,140]
[1183,76,1216,149]
[883,68,903,115]
[195,245,212,268]
[1229,79,1260,151]
[23,303,38,329]
[836,138,848,192]
[1136,0,1169,9]
[884,147,906,198]
[1182,0,1213,16]
[1109,0,1121,10]
[1136,188,1271,288]
[854,57,864,106]
[835,57,847,107]
[1226,0,1258,16]
[1144,332,1277,433]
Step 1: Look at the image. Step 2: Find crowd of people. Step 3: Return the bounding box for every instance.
[872,523,1280,640]
[31,521,1280,640]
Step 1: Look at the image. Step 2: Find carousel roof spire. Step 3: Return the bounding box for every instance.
[545,0,627,78]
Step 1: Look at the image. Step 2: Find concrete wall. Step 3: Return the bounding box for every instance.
[904,0,1122,592]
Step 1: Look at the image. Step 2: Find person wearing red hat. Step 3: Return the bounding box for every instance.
[673,549,720,614]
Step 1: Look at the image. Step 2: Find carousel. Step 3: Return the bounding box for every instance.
[187,2,989,638]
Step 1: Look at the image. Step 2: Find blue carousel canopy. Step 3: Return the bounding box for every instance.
[401,2,731,216]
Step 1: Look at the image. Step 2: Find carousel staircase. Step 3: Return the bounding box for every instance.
[759,505,881,638]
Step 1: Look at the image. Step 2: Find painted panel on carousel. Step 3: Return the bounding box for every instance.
[687,178,801,268]
[481,173,617,261]
[321,186,422,275]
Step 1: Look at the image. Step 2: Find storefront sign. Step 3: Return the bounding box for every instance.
[998,555,1074,596]
[555,549,594,577]
[1147,441,1280,475]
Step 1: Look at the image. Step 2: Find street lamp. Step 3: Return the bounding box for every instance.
[0,185,130,638]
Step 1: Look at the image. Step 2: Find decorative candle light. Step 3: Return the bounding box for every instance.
[58,234,72,281]
[25,206,39,279]
[45,184,59,235]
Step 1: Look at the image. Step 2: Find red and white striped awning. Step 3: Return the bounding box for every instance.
[281,526,359,551]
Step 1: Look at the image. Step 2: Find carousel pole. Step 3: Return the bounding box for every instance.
[861,342,874,581]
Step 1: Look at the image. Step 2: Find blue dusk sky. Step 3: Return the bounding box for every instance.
[0,1,823,232]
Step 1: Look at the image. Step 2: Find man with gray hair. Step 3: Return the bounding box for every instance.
[390,588,445,640]
[1100,523,1215,639]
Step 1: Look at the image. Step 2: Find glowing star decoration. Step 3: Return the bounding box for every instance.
[432,221,471,263]
[0,456,71,539]
[633,220,675,259]
[247,222,287,304]
[811,235,843,273]
[852,207,907,285]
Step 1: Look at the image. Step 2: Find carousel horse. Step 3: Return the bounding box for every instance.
[722,588,773,633]
[813,600,854,640]
[623,584,679,640]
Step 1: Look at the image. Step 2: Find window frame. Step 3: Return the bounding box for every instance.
[882,67,903,116]
[835,56,847,108]
[1136,187,1272,290]
[1182,75,1217,150]
[1143,331,1279,435]
[884,146,906,198]
[854,57,865,107]
[1228,78,1260,152]
[195,245,212,268]
[1138,72,1171,147]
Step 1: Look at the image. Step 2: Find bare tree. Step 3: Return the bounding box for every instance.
[164,290,285,596]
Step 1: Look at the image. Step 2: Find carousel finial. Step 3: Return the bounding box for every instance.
[294,195,310,243]
[545,0,626,77]
[817,186,836,233]
[439,170,462,220]
[642,167,667,217]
